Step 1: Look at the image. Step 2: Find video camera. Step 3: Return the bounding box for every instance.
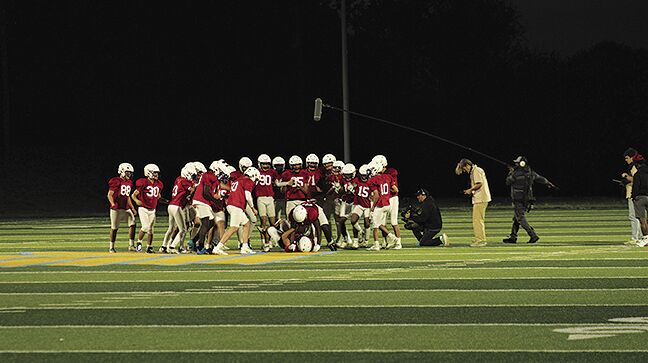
[401,204,423,230]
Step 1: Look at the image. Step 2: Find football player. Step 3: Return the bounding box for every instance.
[328,160,346,244]
[190,160,222,252]
[280,201,335,252]
[335,163,356,249]
[374,155,402,248]
[107,162,137,253]
[212,167,260,255]
[160,164,196,254]
[131,164,167,254]
[281,155,309,216]
[350,164,373,248]
[232,157,258,235]
[366,161,398,251]
[272,156,287,220]
[186,161,207,249]
[256,154,287,249]
[304,153,322,199]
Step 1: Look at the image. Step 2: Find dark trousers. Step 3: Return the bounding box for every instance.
[414,227,443,246]
[510,201,537,238]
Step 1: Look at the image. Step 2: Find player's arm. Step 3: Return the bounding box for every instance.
[202,182,220,203]
[274,180,291,187]
[107,190,117,209]
[281,228,296,250]
[245,190,257,215]
[131,189,142,206]
[370,190,379,211]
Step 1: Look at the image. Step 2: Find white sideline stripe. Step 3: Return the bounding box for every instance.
[0,288,646,296]
[0,323,637,328]
[2,303,648,310]
[2,276,648,284]
[1,266,647,274]
[0,349,647,353]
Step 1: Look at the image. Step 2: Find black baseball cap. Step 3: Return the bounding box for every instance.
[415,188,429,196]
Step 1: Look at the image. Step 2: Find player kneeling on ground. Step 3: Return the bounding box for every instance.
[280,202,335,252]
[402,189,448,247]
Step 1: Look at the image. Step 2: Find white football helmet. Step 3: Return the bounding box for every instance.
[224,165,236,176]
[306,153,319,164]
[180,166,194,180]
[209,160,224,174]
[372,154,388,168]
[368,161,381,176]
[342,163,356,179]
[244,166,261,182]
[322,153,336,165]
[297,236,313,252]
[258,154,272,169]
[193,161,207,174]
[358,164,370,180]
[272,156,286,173]
[332,160,345,174]
[238,157,253,172]
[118,162,134,178]
[144,163,160,179]
[289,155,303,170]
[292,205,307,223]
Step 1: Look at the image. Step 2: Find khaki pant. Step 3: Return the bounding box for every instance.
[472,202,488,243]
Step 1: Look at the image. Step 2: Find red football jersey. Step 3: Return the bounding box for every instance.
[281,170,309,200]
[226,176,255,209]
[230,170,243,181]
[384,167,399,196]
[255,169,278,197]
[193,171,219,207]
[340,178,355,203]
[353,177,372,208]
[135,178,164,209]
[169,176,194,208]
[367,173,392,207]
[304,169,321,198]
[108,177,133,210]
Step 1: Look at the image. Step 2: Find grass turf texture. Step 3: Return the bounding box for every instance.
[1,206,647,362]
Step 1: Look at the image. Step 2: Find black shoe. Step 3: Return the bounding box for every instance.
[328,243,338,251]
[528,235,540,244]
[502,237,517,244]
[146,246,154,254]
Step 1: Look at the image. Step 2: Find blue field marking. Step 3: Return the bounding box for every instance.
[250,250,337,265]
[18,252,34,255]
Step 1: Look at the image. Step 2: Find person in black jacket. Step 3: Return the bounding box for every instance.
[631,155,648,247]
[503,156,555,244]
[402,189,449,247]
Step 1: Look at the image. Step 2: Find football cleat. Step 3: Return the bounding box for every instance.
[109,248,116,253]
[337,241,348,249]
[136,243,143,252]
[212,245,229,255]
[128,245,136,252]
[262,243,271,252]
[327,243,337,251]
[350,240,359,249]
[312,244,321,252]
[159,246,167,253]
[146,246,154,254]
[528,235,540,244]
[441,233,450,247]
[240,244,256,255]
[367,242,381,251]
[358,241,369,248]
[168,247,179,254]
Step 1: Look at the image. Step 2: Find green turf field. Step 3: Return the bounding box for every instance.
[1,206,647,362]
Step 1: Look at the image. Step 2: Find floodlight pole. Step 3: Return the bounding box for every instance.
[340,0,350,162]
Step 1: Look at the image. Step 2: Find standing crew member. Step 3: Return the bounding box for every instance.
[502,156,555,244]
[456,159,491,247]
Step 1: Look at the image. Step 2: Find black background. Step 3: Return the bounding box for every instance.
[1,0,647,215]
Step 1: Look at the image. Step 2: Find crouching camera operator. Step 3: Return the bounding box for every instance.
[402,189,449,247]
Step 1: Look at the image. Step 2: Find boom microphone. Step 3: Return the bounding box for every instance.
[313,98,323,121]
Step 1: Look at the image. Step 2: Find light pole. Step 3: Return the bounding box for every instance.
[340,0,350,162]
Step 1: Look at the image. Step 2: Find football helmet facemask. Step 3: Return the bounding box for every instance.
[118,162,134,178]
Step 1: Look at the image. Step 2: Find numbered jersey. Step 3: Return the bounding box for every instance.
[135,178,164,209]
[340,178,355,203]
[384,167,399,197]
[108,177,133,210]
[230,170,243,181]
[353,178,372,208]
[255,169,278,197]
[281,170,309,201]
[304,168,322,198]
[193,171,219,207]
[367,174,393,207]
[226,176,255,210]
[169,176,194,208]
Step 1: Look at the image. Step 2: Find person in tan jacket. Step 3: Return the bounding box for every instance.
[456,159,491,247]
[622,148,642,245]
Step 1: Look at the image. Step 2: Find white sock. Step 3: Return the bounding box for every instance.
[109,241,115,249]
[129,240,134,246]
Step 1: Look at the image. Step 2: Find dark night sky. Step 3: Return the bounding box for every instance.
[1,0,647,214]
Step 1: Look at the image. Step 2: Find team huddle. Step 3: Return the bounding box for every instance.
[107,154,403,254]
